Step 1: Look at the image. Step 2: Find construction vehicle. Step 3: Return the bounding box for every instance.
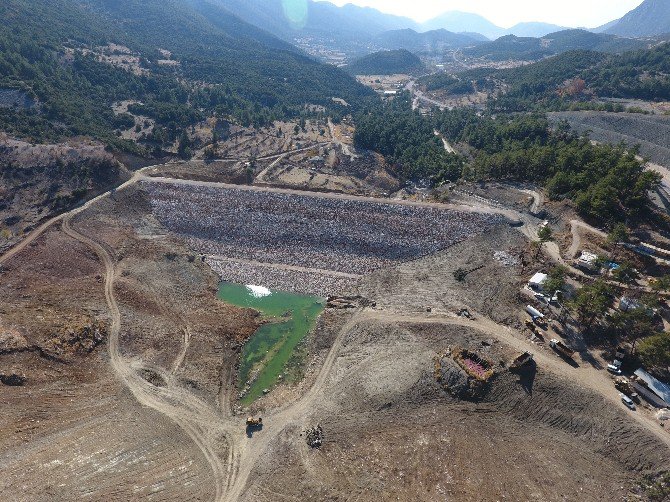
[549,339,575,359]
[246,416,263,427]
[525,319,537,332]
[614,377,639,402]
[526,306,547,328]
[509,352,534,371]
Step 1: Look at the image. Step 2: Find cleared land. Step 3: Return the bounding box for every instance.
[549,111,670,167]
[1,163,670,502]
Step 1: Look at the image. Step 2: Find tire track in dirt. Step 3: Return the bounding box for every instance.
[172,327,191,375]
[62,216,234,502]
[222,314,363,502]
[224,307,670,500]
[568,219,607,259]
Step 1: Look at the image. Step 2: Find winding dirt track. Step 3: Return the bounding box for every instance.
[5,166,670,499]
[568,219,607,259]
[61,216,232,501]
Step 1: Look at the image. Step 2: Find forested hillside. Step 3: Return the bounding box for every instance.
[491,51,609,111]
[353,93,463,181]
[0,0,372,150]
[346,50,424,76]
[493,42,670,108]
[463,30,647,62]
[354,93,660,224]
[583,42,670,100]
[421,40,670,113]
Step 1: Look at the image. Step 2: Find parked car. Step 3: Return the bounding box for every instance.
[607,364,622,375]
[621,393,636,410]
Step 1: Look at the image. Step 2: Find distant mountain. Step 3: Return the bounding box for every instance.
[460,32,490,42]
[592,18,621,34]
[507,22,566,38]
[375,29,483,53]
[421,11,504,40]
[218,0,418,41]
[422,11,567,39]
[463,29,649,62]
[605,0,670,38]
[346,49,424,76]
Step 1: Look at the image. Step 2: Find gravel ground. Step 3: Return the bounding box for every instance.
[145,181,504,295]
[205,258,359,297]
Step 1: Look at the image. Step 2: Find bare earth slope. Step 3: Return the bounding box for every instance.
[0,171,669,501]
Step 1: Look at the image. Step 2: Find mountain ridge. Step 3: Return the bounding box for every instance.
[419,11,565,39]
[463,29,650,62]
[216,0,419,41]
[375,28,484,53]
[605,0,670,38]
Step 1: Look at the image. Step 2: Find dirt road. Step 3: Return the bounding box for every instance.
[434,129,456,154]
[6,162,668,499]
[406,80,451,111]
[206,255,362,279]
[142,175,524,220]
[568,219,607,259]
[0,167,150,267]
[61,215,233,502]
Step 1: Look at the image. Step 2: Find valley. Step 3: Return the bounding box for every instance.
[4,0,670,501]
[3,124,670,500]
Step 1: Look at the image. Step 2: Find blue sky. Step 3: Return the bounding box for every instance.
[316,0,644,28]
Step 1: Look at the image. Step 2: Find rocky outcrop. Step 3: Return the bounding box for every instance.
[305,425,324,448]
[44,322,107,357]
[0,330,30,354]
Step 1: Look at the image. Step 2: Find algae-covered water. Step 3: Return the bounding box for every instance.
[217,283,324,406]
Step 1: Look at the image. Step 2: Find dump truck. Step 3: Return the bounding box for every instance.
[246,417,262,427]
[509,352,534,371]
[549,339,575,359]
[615,377,640,402]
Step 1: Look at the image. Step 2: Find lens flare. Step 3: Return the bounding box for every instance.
[281,0,308,29]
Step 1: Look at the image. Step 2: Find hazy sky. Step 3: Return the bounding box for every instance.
[316,0,644,28]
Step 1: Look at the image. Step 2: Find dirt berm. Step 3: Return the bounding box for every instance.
[238,319,669,501]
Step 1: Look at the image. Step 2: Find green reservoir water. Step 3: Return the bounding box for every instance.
[217,282,324,406]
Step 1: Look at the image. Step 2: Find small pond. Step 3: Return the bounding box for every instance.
[217,282,324,406]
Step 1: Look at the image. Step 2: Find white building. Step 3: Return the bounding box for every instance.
[528,272,548,291]
[635,368,670,406]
